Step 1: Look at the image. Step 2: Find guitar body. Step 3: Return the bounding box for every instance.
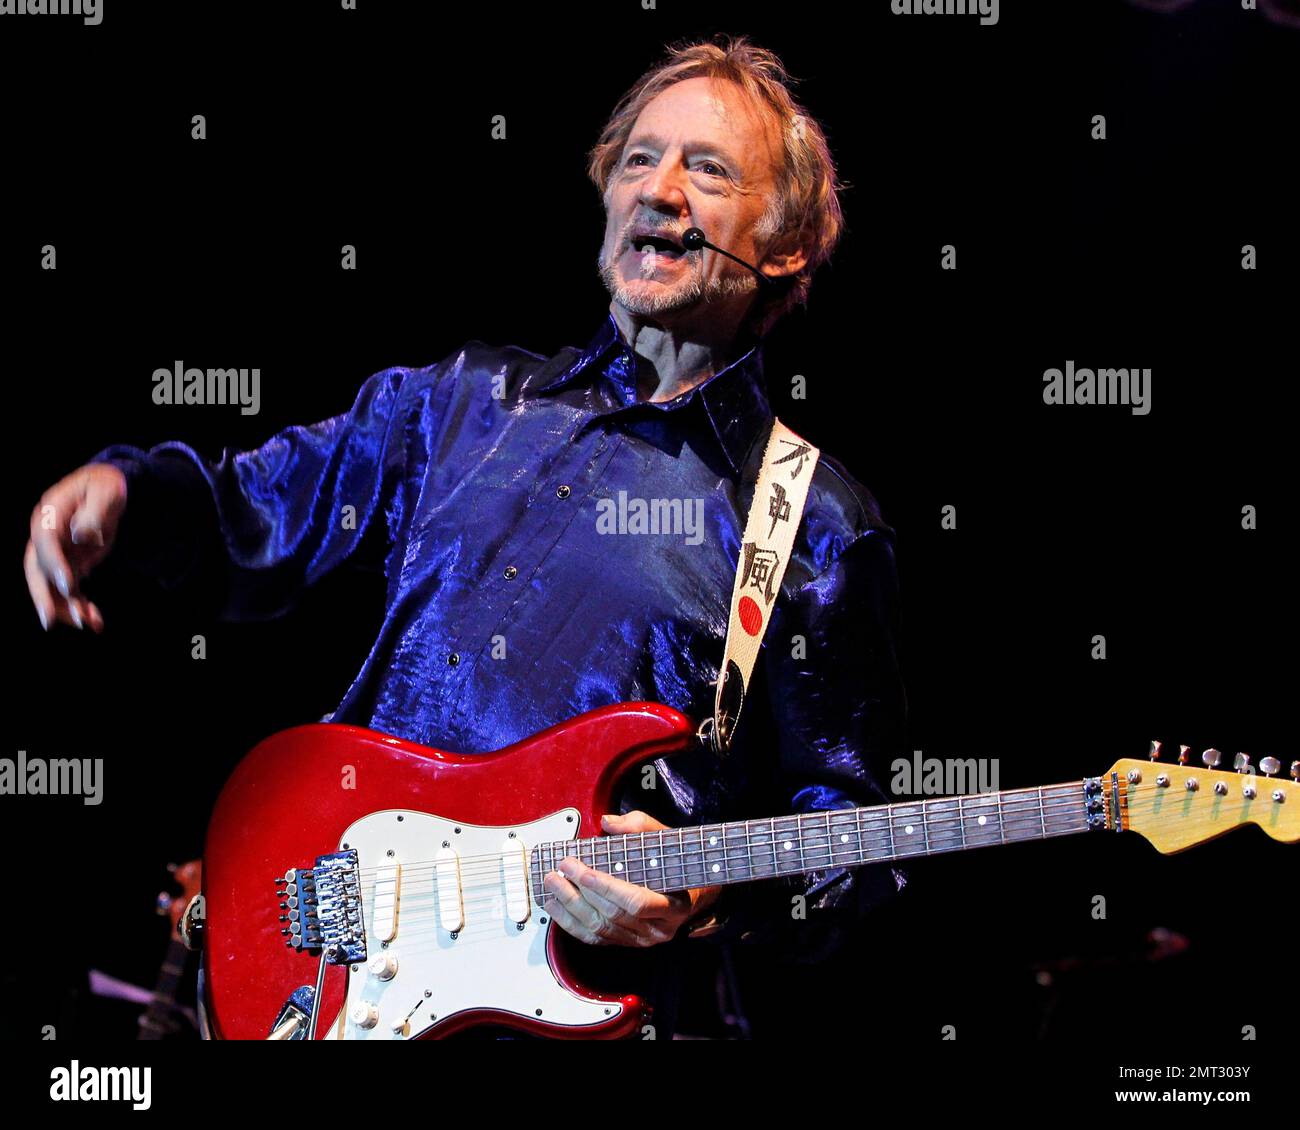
[202,702,696,1040]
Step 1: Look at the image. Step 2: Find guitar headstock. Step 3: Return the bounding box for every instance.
[1105,744,1299,854]
[156,859,203,938]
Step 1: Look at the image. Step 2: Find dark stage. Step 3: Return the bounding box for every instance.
[2,0,1296,1111]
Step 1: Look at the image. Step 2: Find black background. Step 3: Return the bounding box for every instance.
[1,0,1295,1087]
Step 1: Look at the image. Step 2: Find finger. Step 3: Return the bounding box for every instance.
[23,540,59,630]
[82,598,105,633]
[601,811,665,834]
[563,858,674,919]
[30,497,79,600]
[556,862,644,928]
[544,871,641,945]
[24,542,84,630]
[543,895,602,945]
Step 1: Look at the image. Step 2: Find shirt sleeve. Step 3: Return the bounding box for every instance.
[712,527,909,960]
[87,364,423,622]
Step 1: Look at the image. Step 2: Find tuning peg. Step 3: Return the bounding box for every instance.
[1291,761,1299,783]
[1259,757,1280,777]
[1177,744,1190,765]
[1201,748,1222,769]
[1149,740,1163,761]
[1234,752,1253,774]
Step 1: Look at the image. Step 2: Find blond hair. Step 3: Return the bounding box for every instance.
[587,34,846,337]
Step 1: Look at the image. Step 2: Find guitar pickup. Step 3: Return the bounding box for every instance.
[371,862,400,943]
[501,837,530,925]
[434,847,464,934]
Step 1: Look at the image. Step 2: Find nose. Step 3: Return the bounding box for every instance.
[636,152,689,216]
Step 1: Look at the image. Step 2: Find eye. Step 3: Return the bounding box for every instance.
[625,153,651,168]
[697,161,727,178]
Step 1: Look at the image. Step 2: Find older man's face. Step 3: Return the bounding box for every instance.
[598,76,783,327]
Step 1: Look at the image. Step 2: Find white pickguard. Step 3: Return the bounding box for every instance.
[329,808,620,1040]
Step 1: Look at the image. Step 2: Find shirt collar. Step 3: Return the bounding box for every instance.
[539,313,773,476]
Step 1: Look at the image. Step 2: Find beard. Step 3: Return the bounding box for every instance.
[597,242,759,319]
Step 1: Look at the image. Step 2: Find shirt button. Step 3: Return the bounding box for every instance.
[556,484,571,499]
[447,652,460,667]
[503,565,518,580]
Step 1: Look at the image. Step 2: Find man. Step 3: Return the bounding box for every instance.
[24,35,906,1037]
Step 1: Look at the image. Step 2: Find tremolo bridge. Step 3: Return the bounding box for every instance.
[275,849,368,965]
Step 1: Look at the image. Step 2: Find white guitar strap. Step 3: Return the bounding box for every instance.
[709,417,820,756]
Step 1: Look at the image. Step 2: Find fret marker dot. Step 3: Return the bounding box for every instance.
[614,862,623,872]
[649,858,658,867]
[904,825,914,834]
[709,836,718,846]
[840,833,849,843]
[783,840,793,851]
[711,863,721,873]
[977,815,987,826]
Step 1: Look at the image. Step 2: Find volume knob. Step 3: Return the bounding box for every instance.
[367,953,398,981]
[350,1001,380,1030]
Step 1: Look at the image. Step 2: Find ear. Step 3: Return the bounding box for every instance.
[758,229,809,281]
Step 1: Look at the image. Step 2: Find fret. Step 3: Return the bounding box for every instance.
[661,828,683,890]
[771,815,797,876]
[623,831,644,885]
[796,813,807,873]
[961,793,1002,848]
[854,807,873,864]
[828,809,858,868]
[890,802,927,858]
[737,817,772,880]
[956,795,967,851]
[922,798,963,853]
[713,824,730,883]
[733,821,754,884]
[1001,789,1048,843]
[690,824,706,889]
[818,811,838,869]
[1038,786,1047,839]
[802,811,833,873]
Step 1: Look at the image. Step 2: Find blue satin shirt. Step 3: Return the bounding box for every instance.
[92,314,908,1029]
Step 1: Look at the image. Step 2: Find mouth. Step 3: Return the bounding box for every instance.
[627,227,687,259]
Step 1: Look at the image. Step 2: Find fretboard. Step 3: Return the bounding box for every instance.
[530,782,1092,901]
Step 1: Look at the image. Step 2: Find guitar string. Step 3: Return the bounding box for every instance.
[275,804,1103,947]
[297,787,1123,880]
[274,780,1206,884]
[304,829,1110,955]
[276,787,1247,954]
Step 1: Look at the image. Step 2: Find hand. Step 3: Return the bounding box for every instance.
[542,810,724,947]
[25,462,128,632]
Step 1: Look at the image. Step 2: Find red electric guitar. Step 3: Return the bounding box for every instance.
[199,704,1298,1040]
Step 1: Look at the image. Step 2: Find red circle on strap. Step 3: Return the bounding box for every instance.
[738,595,763,636]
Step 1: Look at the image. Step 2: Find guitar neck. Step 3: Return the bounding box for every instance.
[534,780,1096,898]
[136,938,192,1040]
